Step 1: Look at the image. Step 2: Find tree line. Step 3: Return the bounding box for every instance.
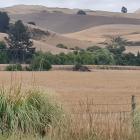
[33,40,140,67]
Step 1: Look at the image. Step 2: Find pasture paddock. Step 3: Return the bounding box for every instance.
[0,70,140,138]
[0,70,140,110]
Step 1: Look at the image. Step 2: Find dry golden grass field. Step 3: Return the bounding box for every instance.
[0,70,140,112]
[0,70,140,138]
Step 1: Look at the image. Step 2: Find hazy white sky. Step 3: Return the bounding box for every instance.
[0,0,140,12]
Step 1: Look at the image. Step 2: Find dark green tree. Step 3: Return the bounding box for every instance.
[106,36,126,55]
[121,6,127,13]
[0,12,10,33]
[0,41,8,63]
[0,51,8,63]
[6,20,33,49]
[106,36,127,65]
[122,53,136,65]
[93,49,115,65]
[136,51,140,66]
[5,20,34,63]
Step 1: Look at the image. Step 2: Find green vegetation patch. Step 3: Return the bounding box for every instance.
[5,64,23,71]
[0,86,63,137]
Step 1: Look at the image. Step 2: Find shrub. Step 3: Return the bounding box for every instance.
[74,46,83,51]
[73,63,90,72]
[69,47,76,50]
[77,10,87,15]
[6,64,23,71]
[56,44,68,49]
[87,46,101,52]
[94,49,115,65]
[0,87,63,136]
[29,55,52,71]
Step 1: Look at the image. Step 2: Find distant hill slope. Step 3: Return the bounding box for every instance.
[2,5,140,34]
[64,24,140,43]
[0,25,93,54]
[10,12,140,34]
[1,4,77,14]
[3,5,140,18]
[1,5,140,54]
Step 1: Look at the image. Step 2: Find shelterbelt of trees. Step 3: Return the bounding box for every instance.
[0,11,140,71]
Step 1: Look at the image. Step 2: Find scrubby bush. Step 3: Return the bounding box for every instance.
[56,44,68,49]
[29,54,52,71]
[5,64,23,71]
[77,10,86,15]
[73,63,90,72]
[87,46,101,52]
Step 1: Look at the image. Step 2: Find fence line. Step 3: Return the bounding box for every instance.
[60,95,137,119]
[70,111,131,115]
[63,103,131,106]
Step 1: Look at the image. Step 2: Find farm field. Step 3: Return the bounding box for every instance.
[1,3,140,139]
[1,69,140,132]
[1,70,140,110]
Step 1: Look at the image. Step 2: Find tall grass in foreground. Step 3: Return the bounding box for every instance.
[0,85,63,138]
[0,86,140,139]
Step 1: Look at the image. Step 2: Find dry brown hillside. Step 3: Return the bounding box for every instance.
[1,5,140,54]
[0,25,93,54]
[65,24,140,42]
[10,12,140,34]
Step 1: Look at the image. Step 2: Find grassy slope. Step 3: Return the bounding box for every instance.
[1,5,140,54]
[10,12,140,34]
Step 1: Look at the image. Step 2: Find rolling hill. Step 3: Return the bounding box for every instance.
[1,5,140,54]
[0,25,93,54]
[10,10,140,34]
[64,24,140,42]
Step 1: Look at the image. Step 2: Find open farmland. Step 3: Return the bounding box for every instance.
[1,70,140,131]
[0,70,140,110]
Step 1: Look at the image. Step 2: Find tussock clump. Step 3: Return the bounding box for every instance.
[0,86,63,136]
